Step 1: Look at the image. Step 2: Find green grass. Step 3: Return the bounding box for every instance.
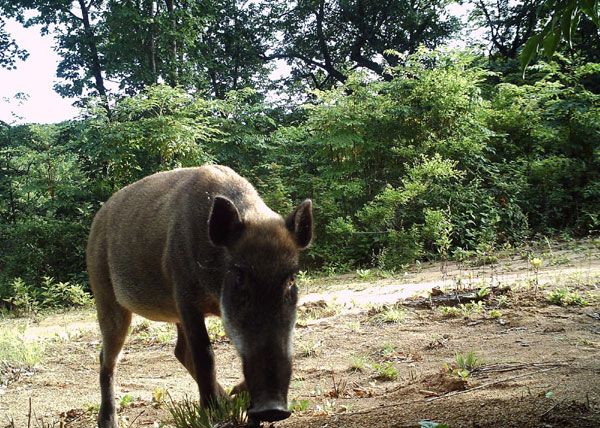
[131,319,175,344]
[372,362,398,380]
[368,304,407,325]
[297,340,322,358]
[454,350,483,372]
[168,392,250,428]
[349,354,368,372]
[0,327,44,372]
[205,318,228,343]
[546,287,590,306]
[289,398,310,412]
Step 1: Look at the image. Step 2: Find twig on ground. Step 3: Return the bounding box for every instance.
[127,408,146,427]
[425,367,555,402]
[470,358,573,376]
[540,398,566,418]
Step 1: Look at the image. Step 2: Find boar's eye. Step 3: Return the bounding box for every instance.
[287,276,296,288]
[285,275,298,304]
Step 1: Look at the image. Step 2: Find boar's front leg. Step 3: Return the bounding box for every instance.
[174,310,227,407]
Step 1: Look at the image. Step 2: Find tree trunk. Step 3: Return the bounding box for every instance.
[77,0,110,114]
[165,0,178,86]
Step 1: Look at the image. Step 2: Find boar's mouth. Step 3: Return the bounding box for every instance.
[247,400,291,422]
[241,347,293,423]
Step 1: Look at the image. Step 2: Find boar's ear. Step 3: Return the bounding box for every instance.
[286,199,313,249]
[208,196,245,247]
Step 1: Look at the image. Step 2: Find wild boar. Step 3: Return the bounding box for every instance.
[86,165,313,428]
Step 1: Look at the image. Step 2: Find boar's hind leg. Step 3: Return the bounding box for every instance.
[175,314,226,407]
[95,291,132,428]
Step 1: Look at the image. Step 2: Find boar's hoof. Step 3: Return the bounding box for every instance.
[247,401,291,422]
[231,380,247,395]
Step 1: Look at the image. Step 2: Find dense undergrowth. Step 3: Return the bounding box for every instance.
[1,49,599,309]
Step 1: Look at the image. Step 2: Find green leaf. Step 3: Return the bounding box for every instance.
[560,6,575,48]
[543,27,562,61]
[581,0,598,25]
[521,34,541,72]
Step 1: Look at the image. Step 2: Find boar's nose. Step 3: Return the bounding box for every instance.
[247,399,291,422]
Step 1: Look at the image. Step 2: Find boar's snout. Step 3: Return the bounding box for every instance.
[248,398,291,422]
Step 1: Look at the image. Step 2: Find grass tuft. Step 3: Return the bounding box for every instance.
[0,328,44,375]
[168,392,250,428]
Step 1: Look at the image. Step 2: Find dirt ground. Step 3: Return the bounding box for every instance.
[1,239,600,428]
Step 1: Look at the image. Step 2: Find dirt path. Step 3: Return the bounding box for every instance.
[1,239,599,427]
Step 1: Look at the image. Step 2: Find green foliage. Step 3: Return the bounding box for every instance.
[372,361,399,380]
[289,398,310,413]
[0,327,44,371]
[2,278,38,315]
[522,0,600,70]
[39,276,92,308]
[168,392,250,428]
[454,350,483,372]
[82,85,219,194]
[1,46,600,306]
[546,287,590,305]
[1,276,92,314]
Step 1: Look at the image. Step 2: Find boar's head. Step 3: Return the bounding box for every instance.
[208,196,313,422]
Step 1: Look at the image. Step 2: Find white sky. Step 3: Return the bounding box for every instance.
[0,18,80,125]
[0,4,473,125]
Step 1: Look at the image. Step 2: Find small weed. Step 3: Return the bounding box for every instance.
[289,398,310,412]
[380,343,395,358]
[133,320,175,344]
[476,286,490,299]
[356,268,374,280]
[373,362,398,380]
[119,394,135,409]
[442,362,470,380]
[439,306,462,317]
[349,354,368,372]
[0,328,44,374]
[368,304,407,324]
[327,373,349,398]
[577,337,598,347]
[168,392,250,428]
[546,287,589,306]
[298,340,322,358]
[459,301,485,317]
[454,350,483,372]
[489,309,502,319]
[375,306,406,324]
[346,321,362,333]
[296,270,312,287]
[83,403,101,413]
[2,278,38,315]
[317,398,337,413]
[497,295,512,308]
[152,388,168,406]
[39,276,93,308]
[206,318,227,343]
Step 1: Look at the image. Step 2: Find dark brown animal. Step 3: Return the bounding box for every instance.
[86,165,312,428]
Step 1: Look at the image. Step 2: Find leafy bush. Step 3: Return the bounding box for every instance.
[1,48,599,302]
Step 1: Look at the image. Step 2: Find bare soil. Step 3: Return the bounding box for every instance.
[1,239,600,428]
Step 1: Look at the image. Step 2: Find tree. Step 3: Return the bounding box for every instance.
[521,0,599,69]
[0,0,110,110]
[0,17,28,69]
[265,0,461,90]
[469,0,544,60]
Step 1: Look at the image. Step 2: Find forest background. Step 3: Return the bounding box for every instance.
[0,0,599,309]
